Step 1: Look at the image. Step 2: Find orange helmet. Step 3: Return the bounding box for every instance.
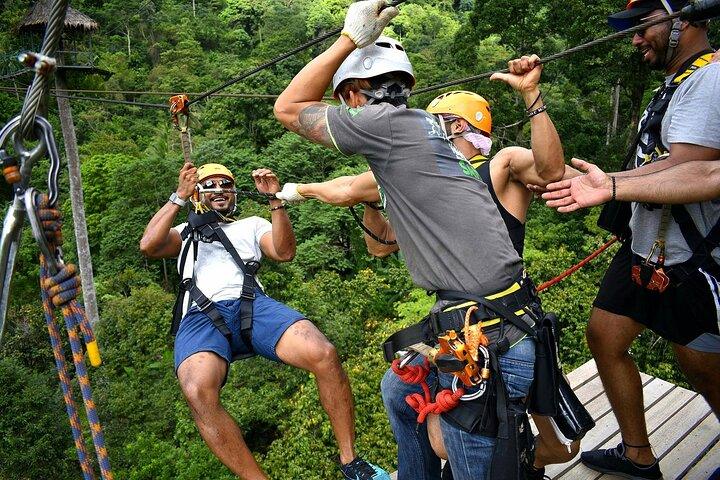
[426,91,492,136]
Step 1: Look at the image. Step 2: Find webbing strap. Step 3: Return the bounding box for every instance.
[171,211,261,355]
[186,281,233,339]
[435,290,537,338]
[670,204,720,273]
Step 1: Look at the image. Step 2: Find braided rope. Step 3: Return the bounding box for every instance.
[391,358,464,423]
[536,237,618,292]
[19,0,69,140]
[40,260,113,480]
[40,282,96,480]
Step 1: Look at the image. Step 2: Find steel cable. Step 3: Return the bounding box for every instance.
[188,0,409,106]
[19,0,69,140]
[412,10,688,95]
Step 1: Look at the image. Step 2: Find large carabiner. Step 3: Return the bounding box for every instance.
[0,115,62,344]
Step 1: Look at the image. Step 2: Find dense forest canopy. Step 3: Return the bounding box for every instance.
[0,0,717,478]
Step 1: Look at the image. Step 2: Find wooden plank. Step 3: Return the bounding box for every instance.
[566,359,598,390]
[557,384,695,480]
[661,411,719,479]
[550,378,677,479]
[682,434,720,480]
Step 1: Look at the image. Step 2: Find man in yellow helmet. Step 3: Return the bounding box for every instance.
[276,86,575,479]
[140,163,390,479]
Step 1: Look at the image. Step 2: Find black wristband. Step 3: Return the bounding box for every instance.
[525,91,543,111]
[269,204,286,212]
[527,104,548,118]
[611,176,616,201]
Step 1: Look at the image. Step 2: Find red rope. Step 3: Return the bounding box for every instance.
[536,237,618,292]
[392,359,465,423]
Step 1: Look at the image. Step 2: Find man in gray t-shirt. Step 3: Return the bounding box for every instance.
[274,1,567,478]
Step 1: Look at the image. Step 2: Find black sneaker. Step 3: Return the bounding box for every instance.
[525,464,550,480]
[340,457,391,480]
[580,443,662,480]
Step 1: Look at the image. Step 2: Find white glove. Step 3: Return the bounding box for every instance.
[342,0,399,49]
[275,183,307,204]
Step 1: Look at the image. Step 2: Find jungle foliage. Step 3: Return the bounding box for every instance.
[1,0,716,478]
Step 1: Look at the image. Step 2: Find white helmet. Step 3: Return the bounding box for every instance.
[332,36,415,99]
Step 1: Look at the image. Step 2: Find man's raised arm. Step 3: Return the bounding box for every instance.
[491,55,565,187]
[273,0,397,147]
[140,163,195,258]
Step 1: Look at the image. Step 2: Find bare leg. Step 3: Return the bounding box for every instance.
[276,319,357,464]
[532,415,580,467]
[427,414,448,459]
[177,352,268,480]
[586,307,655,465]
[672,343,720,417]
[298,171,380,207]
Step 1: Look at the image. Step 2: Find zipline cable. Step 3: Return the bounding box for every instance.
[187,0,409,106]
[413,4,717,95]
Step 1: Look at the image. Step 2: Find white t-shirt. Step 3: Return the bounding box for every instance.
[173,216,272,302]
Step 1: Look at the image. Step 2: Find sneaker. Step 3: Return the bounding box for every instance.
[340,457,391,480]
[525,464,550,480]
[580,443,662,480]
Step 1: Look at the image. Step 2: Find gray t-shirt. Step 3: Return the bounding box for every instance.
[630,62,720,265]
[326,103,523,294]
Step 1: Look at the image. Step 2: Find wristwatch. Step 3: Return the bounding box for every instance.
[169,192,187,207]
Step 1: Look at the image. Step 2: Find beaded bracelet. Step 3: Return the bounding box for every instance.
[269,204,286,212]
[611,176,616,201]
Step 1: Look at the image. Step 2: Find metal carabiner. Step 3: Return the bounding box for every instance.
[0,115,61,344]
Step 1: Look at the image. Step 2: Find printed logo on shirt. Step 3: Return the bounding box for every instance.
[346,106,365,117]
[424,116,446,139]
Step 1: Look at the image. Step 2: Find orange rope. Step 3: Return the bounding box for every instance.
[536,237,618,292]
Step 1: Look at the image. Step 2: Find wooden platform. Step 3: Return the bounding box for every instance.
[390,359,719,479]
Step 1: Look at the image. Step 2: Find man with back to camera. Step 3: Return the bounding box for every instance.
[273,1,570,477]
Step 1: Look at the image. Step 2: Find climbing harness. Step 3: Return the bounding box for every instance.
[171,209,262,360]
[0,115,113,480]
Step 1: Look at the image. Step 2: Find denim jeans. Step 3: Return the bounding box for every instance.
[381,337,536,480]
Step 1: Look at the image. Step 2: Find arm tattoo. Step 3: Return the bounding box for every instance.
[296,103,334,148]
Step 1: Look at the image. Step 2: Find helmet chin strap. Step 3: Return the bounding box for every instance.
[664,18,683,68]
[659,0,683,69]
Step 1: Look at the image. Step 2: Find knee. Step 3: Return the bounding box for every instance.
[307,341,340,372]
[180,378,219,412]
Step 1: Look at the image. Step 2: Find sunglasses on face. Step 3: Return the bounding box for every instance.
[198,178,236,193]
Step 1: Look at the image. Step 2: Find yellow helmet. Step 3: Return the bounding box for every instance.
[197,163,235,183]
[426,91,492,135]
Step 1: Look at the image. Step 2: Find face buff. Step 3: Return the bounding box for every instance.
[462,131,492,156]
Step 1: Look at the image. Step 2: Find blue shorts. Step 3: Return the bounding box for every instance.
[174,290,305,373]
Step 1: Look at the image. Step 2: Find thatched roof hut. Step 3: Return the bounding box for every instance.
[20,0,99,34]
